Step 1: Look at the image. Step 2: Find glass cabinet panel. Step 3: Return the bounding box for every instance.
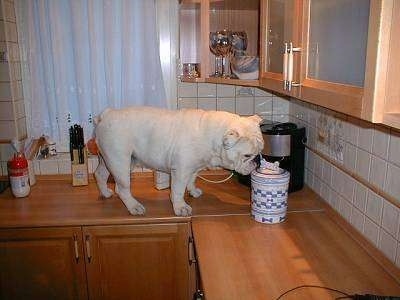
[209,0,260,78]
[307,0,370,87]
[179,3,201,65]
[265,0,296,74]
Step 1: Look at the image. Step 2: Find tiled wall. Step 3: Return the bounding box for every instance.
[177,82,290,121]
[290,98,400,268]
[28,153,153,177]
[0,0,27,141]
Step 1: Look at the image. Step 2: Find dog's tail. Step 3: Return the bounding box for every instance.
[93,108,112,126]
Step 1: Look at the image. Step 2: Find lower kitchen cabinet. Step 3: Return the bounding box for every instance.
[0,227,87,300]
[84,223,194,300]
[0,222,196,300]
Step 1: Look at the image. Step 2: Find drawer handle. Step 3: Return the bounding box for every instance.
[188,236,197,265]
[85,234,92,263]
[73,234,79,263]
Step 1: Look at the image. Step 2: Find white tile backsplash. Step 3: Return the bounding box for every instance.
[216,84,235,98]
[396,243,400,269]
[364,217,380,247]
[343,142,357,173]
[339,198,352,222]
[382,201,400,238]
[388,130,400,167]
[369,155,387,190]
[295,98,400,265]
[235,97,254,116]
[322,160,332,185]
[57,159,71,174]
[217,98,235,113]
[385,163,400,201]
[235,86,254,97]
[177,82,197,98]
[39,159,59,175]
[379,229,397,262]
[351,207,365,233]
[366,191,383,225]
[357,120,374,152]
[342,119,359,145]
[372,126,390,159]
[178,98,197,109]
[272,96,290,115]
[254,97,273,115]
[254,88,273,97]
[198,83,216,98]
[342,173,355,202]
[197,98,216,111]
[355,148,371,181]
[353,182,368,213]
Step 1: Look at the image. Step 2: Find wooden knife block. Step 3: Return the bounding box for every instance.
[71,147,88,186]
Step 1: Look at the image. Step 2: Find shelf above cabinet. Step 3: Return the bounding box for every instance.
[180,76,259,87]
[205,77,259,87]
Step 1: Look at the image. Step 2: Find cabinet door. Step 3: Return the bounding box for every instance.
[0,227,87,300]
[363,0,400,127]
[260,0,303,97]
[299,0,370,117]
[84,223,191,300]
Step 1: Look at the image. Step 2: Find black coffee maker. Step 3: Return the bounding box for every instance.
[260,121,306,193]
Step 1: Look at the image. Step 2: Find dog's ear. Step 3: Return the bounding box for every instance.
[223,129,241,149]
[247,115,262,124]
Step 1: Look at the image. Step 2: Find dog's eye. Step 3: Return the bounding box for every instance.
[244,154,253,158]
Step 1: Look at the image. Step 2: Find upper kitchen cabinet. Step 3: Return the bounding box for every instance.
[260,0,303,98]
[299,0,370,117]
[260,0,400,127]
[362,0,400,128]
[179,0,260,86]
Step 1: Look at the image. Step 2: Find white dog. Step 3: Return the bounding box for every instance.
[94,106,264,216]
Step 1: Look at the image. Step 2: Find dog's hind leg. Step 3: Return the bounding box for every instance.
[108,157,146,215]
[170,170,192,216]
[187,172,203,198]
[94,155,113,198]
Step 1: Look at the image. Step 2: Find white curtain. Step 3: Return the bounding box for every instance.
[16,0,167,150]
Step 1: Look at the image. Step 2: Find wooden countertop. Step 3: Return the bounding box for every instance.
[2,174,399,299]
[0,174,322,228]
[192,213,400,300]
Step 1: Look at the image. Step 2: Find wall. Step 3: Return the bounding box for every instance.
[177,82,290,119]
[0,0,26,142]
[290,98,400,268]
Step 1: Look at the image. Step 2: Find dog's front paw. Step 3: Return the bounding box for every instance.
[101,188,114,198]
[128,202,146,215]
[189,188,203,198]
[173,202,192,216]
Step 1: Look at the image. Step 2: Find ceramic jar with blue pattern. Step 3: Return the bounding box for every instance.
[251,166,290,224]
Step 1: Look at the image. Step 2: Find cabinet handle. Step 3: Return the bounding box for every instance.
[284,42,301,91]
[85,234,92,263]
[283,42,289,89]
[73,234,79,263]
[188,236,197,266]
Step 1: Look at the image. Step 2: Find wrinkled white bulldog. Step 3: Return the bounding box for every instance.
[94,106,264,216]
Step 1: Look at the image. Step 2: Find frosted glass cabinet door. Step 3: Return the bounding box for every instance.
[265,0,296,74]
[307,0,370,87]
